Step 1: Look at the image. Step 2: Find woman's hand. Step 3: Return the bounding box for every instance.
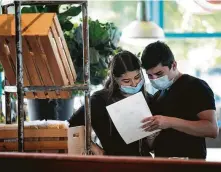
[91,142,105,155]
[141,115,172,131]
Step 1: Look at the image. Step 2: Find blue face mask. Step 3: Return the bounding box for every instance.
[120,79,144,94]
[150,75,174,90]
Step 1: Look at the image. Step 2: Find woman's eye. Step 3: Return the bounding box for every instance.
[122,80,130,83]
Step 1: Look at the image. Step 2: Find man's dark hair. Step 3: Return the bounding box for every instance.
[141,41,175,70]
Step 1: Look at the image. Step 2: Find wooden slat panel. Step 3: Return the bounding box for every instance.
[0,13,55,36]
[23,63,36,99]
[42,32,68,85]
[25,36,58,99]
[59,91,71,99]
[23,37,46,98]
[0,141,67,151]
[0,128,67,139]
[40,33,70,98]
[51,23,74,85]
[6,36,35,98]
[53,16,77,81]
[0,36,16,85]
[50,24,72,99]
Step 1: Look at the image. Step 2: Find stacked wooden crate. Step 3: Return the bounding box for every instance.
[0,120,68,152]
[0,13,77,99]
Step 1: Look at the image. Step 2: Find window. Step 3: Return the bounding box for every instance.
[165,39,221,124]
[164,0,221,33]
[88,1,137,30]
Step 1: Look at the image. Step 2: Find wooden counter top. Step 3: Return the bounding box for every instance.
[0,152,221,172]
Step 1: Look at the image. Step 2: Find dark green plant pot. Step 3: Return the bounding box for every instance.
[27,98,74,121]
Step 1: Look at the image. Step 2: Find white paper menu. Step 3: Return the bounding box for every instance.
[106,92,160,144]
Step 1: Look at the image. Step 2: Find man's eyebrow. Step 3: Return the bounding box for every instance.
[134,73,141,78]
[153,71,163,75]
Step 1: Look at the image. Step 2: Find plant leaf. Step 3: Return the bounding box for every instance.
[90,48,100,65]
[61,20,74,31]
[21,6,38,13]
[60,6,81,18]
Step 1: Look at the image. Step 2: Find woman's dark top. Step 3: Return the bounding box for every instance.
[68,89,152,156]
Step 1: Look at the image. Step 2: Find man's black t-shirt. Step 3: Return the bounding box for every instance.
[151,74,216,159]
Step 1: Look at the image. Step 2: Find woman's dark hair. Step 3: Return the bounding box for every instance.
[141,41,175,70]
[105,50,141,97]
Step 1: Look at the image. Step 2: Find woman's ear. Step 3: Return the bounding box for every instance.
[114,76,120,86]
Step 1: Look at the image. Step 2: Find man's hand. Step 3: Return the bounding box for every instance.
[141,110,218,138]
[141,115,172,131]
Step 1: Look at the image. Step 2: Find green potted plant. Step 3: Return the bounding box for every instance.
[21,4,121,121]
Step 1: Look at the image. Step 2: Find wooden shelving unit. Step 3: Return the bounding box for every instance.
[0,0,91,154]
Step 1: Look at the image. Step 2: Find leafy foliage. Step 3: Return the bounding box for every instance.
[0,113,5,123]
[0,64,3,72]
[66,19,121,85]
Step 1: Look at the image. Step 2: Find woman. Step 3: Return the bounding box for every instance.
[68,50,152,156]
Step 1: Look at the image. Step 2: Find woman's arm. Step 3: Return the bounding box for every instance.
[68,105,85,127]
[91,142,105,155]
[68,92,117,155]
[145,131,160,151]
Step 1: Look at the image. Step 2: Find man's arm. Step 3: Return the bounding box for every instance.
[168,110,218,138]
[142,78,219,138]
[141,110,219,138]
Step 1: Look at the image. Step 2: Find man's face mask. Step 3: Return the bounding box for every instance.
[120,78,144,94]
[150,75,174,90]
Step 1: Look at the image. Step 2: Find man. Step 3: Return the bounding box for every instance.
[141,41,219,159]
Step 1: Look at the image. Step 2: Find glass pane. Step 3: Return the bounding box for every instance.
[164,1,221,32]
[88,0,137,30]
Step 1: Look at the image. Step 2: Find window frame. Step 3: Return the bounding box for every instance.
[149,0,221,38]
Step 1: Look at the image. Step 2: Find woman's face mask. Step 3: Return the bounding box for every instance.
[150,75,174,90]
[120,79,144,94]
[116,70,145,94]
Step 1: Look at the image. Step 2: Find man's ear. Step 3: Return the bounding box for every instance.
[172,61,177,70]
